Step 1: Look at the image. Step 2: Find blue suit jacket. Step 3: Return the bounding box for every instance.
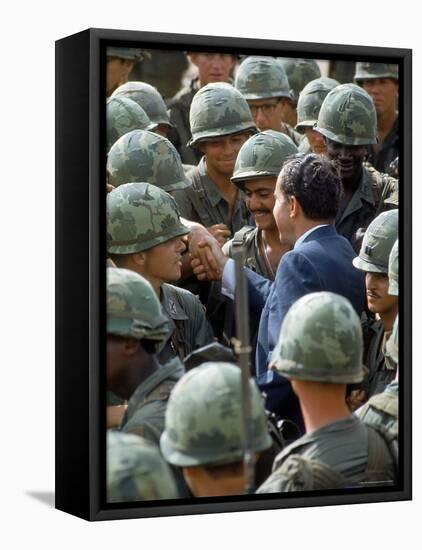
[246,224,365,431]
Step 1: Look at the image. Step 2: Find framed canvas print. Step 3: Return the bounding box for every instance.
[55,27,411,521]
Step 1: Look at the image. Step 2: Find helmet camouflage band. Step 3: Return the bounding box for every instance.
[314,83,377,145]
[270,292,365,384]
[353,210,398,274]
[107,129,191,191]
[107,182,190,254]
[160,362,272,467]
[354,62,399,82]
[231,130,298,189]
[296,77,339,131]
[107,431,178,502]
[388,239,399,296]
[278,58,322,104]
[235,56,291,100]
[385,315,399,364]
[106,47,149,61]
[106,96,157,152]
[112,81,172,127]
[107,267,169,341]
[188,82,256,146]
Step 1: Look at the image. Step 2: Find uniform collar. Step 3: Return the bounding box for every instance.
[160,284,189,321]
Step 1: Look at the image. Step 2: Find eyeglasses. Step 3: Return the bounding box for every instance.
[248,101,280,116]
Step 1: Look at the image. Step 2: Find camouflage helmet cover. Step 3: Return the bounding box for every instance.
[353,210,399,273]
[296,77,340,131]
[107,431,178,502]
[107,129,191,191]
[388,239,399,296]
[278,58,322,103]
[112,81,172,127]
[160,362,272,467]
[106,47,148,61]
[314,83,377,145]
[107,182,190,255]
[235,56,291,100]
[188,82,257,146]
[270,291,365,384]
[106,96,157,152]
[231,130,298,189]
[107,267,169,341]
[354,62,399,82]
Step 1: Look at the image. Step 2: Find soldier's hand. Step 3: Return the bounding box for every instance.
[191,235,227,281]
[346,389,367,412]
[207,224,231,247]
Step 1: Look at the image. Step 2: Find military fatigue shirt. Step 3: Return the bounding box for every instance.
[356,380,398,436]
[281,122,304,147]
[120,357,185,444]
[157,283,214,365]
[167,78,202,165]
[257,416,381,493]
[223,226,276,281]
[173,157,250,235]
[367,117,399,174]
[335,164,398,252]
[298,135,312,154]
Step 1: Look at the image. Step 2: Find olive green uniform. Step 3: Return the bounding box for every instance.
[335,164,398,252]
[357,380,398,435]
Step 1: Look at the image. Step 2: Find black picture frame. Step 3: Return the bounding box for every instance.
[55,27,412,521]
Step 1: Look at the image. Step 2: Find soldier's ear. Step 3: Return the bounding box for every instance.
[123,338,140,357]
[132,251,147,267]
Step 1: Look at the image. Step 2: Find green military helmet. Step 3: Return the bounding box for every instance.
[107,129,191,191]
[231,130,298,189]
[270,291,365,384]
[353,210,399,273]
[314,83,377,145]
[106,96,157,152]
[385,315,399,365]
[160,362,272,467]
[107,182,190,255]
[235,56,291,100]
[106,47,148,61]
[354,62,399,83]
[388,239,399,296]
[188,82,256,146]
[296,77,340,132]
[107,431,178,502]
[112,81,172,127]
[278,58,321,104]
[107,266,169,341]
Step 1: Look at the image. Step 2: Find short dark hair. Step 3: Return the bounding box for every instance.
[278,153,342,220]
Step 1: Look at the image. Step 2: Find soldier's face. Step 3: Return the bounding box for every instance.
[154,124,171,139]
[189,53,236,86]
[199,133,249,176]
[106,58,135,96]
[365,272,398,315]
[244,178,277,231]
[304,128,327,155]
[247,98,287,131]
[107,336,130,396]
[325,138,367,184]
[141,236,187,284]
[361,78,398,117]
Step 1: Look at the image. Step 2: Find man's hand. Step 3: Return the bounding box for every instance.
[207,223,231,247]
[191,234,228,281]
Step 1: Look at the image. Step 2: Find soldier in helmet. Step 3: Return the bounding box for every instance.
[352,210,398,401]
[356,239,399,444]
[106,47,147,97]
[107,431,179,502]
[160,362,272,497]
[354,62,399,173]
[112,81,173,139]
[277,58,322,129]
[314,83,398,252]
[167,52,238,165]
[295,76,339,155]
[234,56,303,146]
[257,292,396,493]
[106,96,157,152]
[107,183,214,364]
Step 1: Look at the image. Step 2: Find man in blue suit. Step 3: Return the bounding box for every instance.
[192,153,365,433]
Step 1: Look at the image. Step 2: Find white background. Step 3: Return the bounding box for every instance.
[0,1,419,548]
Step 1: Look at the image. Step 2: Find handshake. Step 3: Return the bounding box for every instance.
[186,222,229,282]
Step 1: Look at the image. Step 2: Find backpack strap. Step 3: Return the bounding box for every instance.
[184,168,219,227]
[141,380,177,407]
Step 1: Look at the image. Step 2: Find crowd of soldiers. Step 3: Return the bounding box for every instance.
[105,47,400,501]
